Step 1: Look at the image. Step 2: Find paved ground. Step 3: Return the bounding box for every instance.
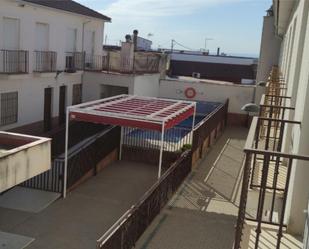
[135,127,248,249]
[0,161,157,249]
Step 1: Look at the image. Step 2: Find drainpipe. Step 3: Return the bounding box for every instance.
[81,20,91,98]
[82,20,91,53]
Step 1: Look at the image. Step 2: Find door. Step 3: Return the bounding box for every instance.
[3,17,20,50]
[66,28,77,52]
[44,88,52,132]
[84,31,95,55]
[35,23,49,51]
[58,86,66,125]
[2,17,20,72]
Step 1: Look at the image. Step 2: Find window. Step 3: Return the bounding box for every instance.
[1,92,18,126]
[72,84,82,105]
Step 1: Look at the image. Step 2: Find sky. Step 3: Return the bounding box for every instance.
[76,0,271,57]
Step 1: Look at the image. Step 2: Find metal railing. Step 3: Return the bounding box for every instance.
[84,53,104,71]
[234,67,309,249]
[33,51,57,72]
[19,122,109,194]
[0,50,28,74]
[102,51,164,74]
[192,99,228,151]
[96,150,192,249]
[65,52,84,71]
[20,159,64,193]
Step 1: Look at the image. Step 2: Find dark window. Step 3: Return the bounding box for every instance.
[72,84,82,105]
[1,92,18,126]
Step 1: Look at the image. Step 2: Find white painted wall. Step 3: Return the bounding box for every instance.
[256,15,281,83]
[0,0,106,130]
[0,132,51,193]
[0,72,82,130]
[281,0,309,235]
[133,74,160,97]
[83,72,161,101]
[0,0,105,72]
[82,72,135,102]
[267,0,309,236]
[159,78,255,114]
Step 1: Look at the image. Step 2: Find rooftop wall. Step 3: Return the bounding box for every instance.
[159,78,255,114]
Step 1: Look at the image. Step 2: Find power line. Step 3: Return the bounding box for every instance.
[172,40,193,51]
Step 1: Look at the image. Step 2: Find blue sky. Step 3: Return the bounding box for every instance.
[76,0,271,56]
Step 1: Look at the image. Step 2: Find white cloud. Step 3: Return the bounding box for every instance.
[101,0,248,19]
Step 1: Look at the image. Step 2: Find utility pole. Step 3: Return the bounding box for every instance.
[171,39,175,53]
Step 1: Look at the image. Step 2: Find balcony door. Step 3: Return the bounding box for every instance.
[35,23,49,51]
[2,17,20,73]
[84,31,95,55]
[3,17,20,50]
[66,28,77,52]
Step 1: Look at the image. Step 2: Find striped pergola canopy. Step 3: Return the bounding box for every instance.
[69,95,196,131]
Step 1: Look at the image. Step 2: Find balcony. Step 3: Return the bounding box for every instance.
[84,53,104,71]
[85,51,165,74]
[0,131,51,193]
[65,52,84,72]
[0,50,28,74]
[234,67,309,249]
[33,51,57,73]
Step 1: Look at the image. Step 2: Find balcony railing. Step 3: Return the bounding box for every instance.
[65,52,84,72]
[63,51,166,74]
[102,51,167,74]
[33,51,57,73]
[0,50,28,74]
[234,67,309,249]
[84,54,103,71]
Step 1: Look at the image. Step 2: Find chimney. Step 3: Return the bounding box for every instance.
[133,29,138,51]
[125,34,132,43]
[217,47,220,56]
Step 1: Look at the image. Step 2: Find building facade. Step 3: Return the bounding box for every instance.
[0,0,109,133]
[236,0,309,248]
[169,51,258,84]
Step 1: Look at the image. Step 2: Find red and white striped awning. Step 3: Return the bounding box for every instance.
[69,95,196,131]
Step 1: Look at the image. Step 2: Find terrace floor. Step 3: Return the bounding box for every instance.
[135,127,248,249]
[0,161,157,249]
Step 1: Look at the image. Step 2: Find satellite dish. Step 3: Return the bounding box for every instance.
[257,81,266,86]
[241,103,260,113]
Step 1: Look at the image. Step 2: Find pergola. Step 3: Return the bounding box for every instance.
[64,95,196,197]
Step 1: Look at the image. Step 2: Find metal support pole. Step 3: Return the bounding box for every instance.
[191,104,196,144]
[158,122,165,179]
[119,127,123,160]
[63,108,70,198]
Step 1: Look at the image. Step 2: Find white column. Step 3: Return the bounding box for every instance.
[158,122,165,179]
[63,108,70,198]
[191,103,196,144]
[119,126,124,160]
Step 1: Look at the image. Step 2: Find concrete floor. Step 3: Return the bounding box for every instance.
[0,161,157,249]
[135,127,248,249]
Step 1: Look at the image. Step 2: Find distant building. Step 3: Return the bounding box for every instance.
[132,36,153,51]
[168,51,258,84]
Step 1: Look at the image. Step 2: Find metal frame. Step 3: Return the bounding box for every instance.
[63,94,196,198]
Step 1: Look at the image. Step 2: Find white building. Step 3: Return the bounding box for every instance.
[135,36,153,51]
[0,0,110,133]
[236,0,309,248]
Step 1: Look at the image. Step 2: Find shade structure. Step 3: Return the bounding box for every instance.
[63,95,196,198]
[68,95,196,131]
